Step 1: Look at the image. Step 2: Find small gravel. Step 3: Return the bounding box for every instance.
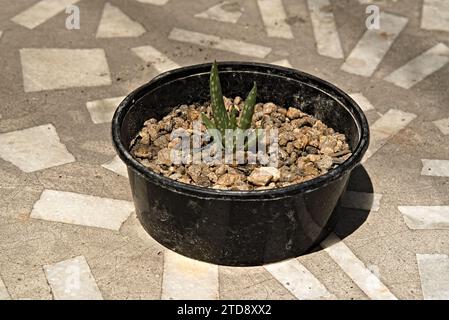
[130,97,352,190]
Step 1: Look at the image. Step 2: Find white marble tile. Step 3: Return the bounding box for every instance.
[417,254,449,300]
[433,118,449,135]
[44,256,103,300]
[421,159,449,177]
[20,48,111,92]
[421,0,449,32]
[161,250,219,300]
[264,259,335,299]
[86,96,125,124]
[96,2,146,38]
[307,0,344,59]
[132,46,180,73]
[31,189,134,230]
[257,0,293,39]
[0,124,75,173]
[398,206,449,230]
[349,93,375,112]
[11,0,80,29]
[0,277,11,300]
[102,156,128,178]
[322,233,397,300]
[341,13,408,77]
[341,191,383,212]
[384,43,449,89]
[136,0,169,5]
[362,109,416,162]
[195,1,243,24]
[271,59,292,68]
[168,28,272,58]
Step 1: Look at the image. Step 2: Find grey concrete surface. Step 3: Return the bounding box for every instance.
[0,0,448,300]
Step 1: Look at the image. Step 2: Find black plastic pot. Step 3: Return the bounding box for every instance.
[112,62,369,266]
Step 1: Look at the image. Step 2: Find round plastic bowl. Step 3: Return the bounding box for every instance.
[112,62,369,266]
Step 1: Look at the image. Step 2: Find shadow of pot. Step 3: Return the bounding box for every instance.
[112,62,370,266]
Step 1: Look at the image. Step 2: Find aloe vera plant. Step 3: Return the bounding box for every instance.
[201,61,258,149]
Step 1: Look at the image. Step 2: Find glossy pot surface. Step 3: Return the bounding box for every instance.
[112,62,369,266]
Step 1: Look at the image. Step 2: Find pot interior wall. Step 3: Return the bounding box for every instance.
[120,69,361,152]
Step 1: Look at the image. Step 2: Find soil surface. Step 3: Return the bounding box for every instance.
[130,97,351,190]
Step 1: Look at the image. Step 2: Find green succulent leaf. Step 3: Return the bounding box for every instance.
[210,61,230,134]
[238,82,257,130]
[229,106,238,130]
[201,112,216,130]
[201,112,223,147]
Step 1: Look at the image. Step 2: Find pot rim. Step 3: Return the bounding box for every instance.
[112,61,369,200]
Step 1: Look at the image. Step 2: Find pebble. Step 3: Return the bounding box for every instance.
[134,145,151,158]
[263,166,281,182]
[293,135,309,150]
[178,175,191,184]
[217,173,241,187]
[154,135,169,147]
[187,165,202,183]
[156,148,173,166]
[169,172,182,180]
[278,108,287,115]
[168,137,181,149]
[215,164,227,176]
[263,102,277,114]
[286,107,302,119]
[233,96,242,105]
[316,155,333,171]
[148,126,158,141]
[247,167,280,186]
[207,172,218,183]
